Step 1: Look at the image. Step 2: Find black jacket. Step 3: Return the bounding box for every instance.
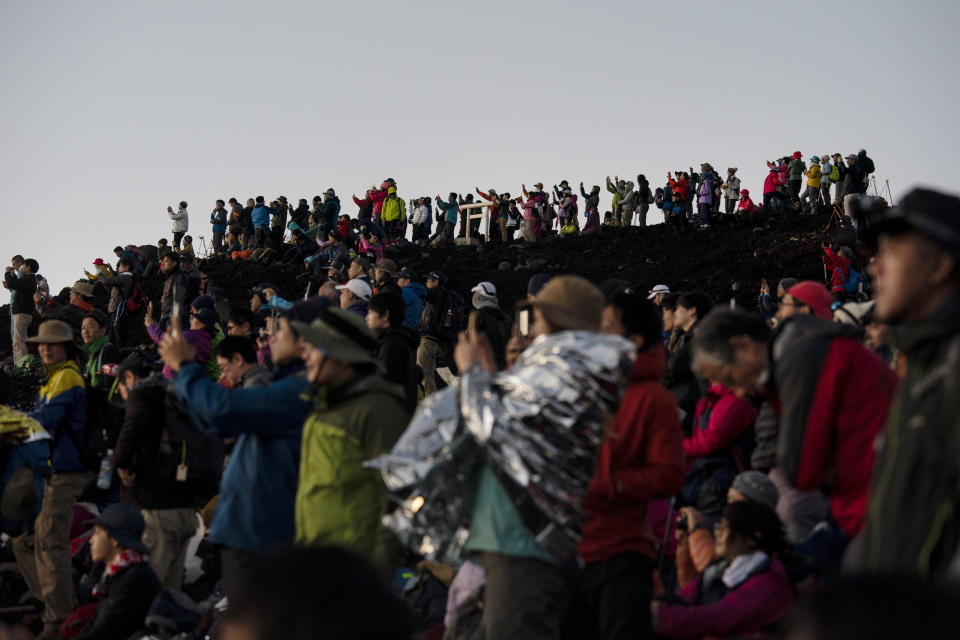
[663,326,703,434]
[113,375,197,510]
[160,267,190,326]
[75,561,161,640]
[4,271,36,315]
[240,206,255,234]
[377,327,420,415]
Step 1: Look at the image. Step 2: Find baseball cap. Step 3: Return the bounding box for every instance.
[426,271,445,282]
[397,267,418,281]
[335,278,373,301]
[471,281,497,297]
[647,284,670,300]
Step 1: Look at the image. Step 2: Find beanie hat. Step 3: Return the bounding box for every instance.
[732,471,780,509]
[533,275,603,331]
[786,281,833,319]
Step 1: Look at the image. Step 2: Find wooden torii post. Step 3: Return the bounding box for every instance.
[454,202,491,246]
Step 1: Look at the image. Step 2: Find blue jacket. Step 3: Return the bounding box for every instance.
[210,208,227,233]
[436,200,459,225]
[401,283,426,331]
[31,360,87,473]
[252,205,271,229]
[172,361,310,553]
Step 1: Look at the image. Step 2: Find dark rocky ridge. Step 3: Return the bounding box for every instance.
[1,210,841,363]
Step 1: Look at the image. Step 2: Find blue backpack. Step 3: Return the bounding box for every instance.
[841,267,863,294]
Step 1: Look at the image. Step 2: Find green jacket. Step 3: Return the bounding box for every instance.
[204,325,225,380]
[606,181,621,216]
[864,298,960,576]
[295,373,408,556]
[788,158,806,180]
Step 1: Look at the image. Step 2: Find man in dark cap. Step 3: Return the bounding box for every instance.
[861,188,960,576]
[72,502,162,640]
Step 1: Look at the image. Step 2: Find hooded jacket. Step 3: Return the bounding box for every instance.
[320,196,341,234]
[723,175,741,200]
[606,180,622,214]
[822,247,853,296]
[580,186,600,212]
[656,555,794,638]
[376,327,419,415]
[251,204,271,229]
[32,360,87,473]
[296,374,408,554]
[401,283,426,331]
[381,189,405,223]
[352,193,374,220]
[863,297,960,575]
[579,347,684,563]
[772,315,898,537]
[173,360,310,553]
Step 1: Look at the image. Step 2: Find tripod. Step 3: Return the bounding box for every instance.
[823,203,845,233]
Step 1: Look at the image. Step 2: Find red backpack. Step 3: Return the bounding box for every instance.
[125,277,149,313]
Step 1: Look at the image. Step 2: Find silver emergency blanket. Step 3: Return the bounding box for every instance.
[366,331,634,564]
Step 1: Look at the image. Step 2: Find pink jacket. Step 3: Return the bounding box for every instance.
[684,384,757,461]
[656,557,794,638]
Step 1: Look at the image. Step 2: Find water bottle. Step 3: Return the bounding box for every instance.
[97,449,114,490]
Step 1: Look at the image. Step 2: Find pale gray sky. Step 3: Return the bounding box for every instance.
[2,0,958,290]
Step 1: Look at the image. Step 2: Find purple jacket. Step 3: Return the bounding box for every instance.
[698,177,715,205]
[656,556,794,638]
[147,325,212,380]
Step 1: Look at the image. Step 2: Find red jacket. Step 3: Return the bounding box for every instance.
[685,384,757,463]
[656,556,794,638]
[337,218,351,238]
[773,316,898,537]
[669,177,689,201]
[822,247,851,295]
[579,347,685,563]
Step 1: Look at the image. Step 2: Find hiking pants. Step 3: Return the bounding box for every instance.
[417,337,442,396]
[801,185,821,213]
[254,226,270,249]
[212,231,224,254]
[13,472,88,627]
[12,312,31,364]
[521,220,536,242]
[698,201,712,225]
[725,197,737,215]
[482,552,570,640]
[142,508,198,588]
[820,183,832,207]
[172,232,185,251]
[581,552,656,640]
[620,206,633,227]
[637,202,649,227]
[789,179,802,203]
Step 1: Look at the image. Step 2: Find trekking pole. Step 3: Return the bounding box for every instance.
[658,496,676,576]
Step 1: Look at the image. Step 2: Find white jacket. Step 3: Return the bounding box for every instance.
[169,208,189,232]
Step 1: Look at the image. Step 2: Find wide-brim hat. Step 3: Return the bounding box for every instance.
[26,320,74,344]
[292,308,378,365]
[72,281,95,298]
[376,259,398,276]
[532,275,603,332]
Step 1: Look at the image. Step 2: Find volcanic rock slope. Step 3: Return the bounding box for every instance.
[0,211,840,361]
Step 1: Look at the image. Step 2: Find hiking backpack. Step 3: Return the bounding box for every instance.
[124,276,149,313]
[840,267,864,296]
[828,163,841,183]
[438,290,466,343]
[158,392,225,500]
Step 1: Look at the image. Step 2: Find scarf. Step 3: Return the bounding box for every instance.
[93,549,149,596]
[722,551,769,589]
[82,335,110,385]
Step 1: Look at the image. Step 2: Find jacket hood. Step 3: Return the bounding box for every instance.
[630,345,667,382]
[405,282,427,298]
[624,181,635,192]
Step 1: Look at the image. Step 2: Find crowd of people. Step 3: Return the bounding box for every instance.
[1,148,959,639]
